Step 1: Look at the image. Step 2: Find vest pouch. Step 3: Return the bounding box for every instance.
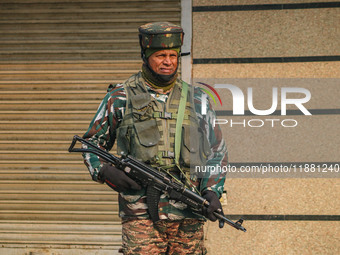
[131,119,160,162]
[181,124,210,168]
[130,93,153,120]
[200,126,212,158]
[117,125,130,156]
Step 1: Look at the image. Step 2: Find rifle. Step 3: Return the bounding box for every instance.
[68,135,246,232]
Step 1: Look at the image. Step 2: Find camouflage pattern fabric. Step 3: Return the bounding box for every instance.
[139,22,184,49]
[121,219,207,255]
[82,72,228,221]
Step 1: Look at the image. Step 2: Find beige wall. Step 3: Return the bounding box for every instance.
[192,0,339,254]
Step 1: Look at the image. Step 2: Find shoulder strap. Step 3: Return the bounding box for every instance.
[175,81,188,166]
[174,82,201,194]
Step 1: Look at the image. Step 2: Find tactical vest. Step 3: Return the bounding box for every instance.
[116,73,211,178]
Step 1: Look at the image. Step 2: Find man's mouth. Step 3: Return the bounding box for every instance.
[159,68,173,74]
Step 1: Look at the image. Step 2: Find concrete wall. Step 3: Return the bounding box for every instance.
[191,1,339,254]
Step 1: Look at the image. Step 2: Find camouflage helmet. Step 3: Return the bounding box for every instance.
[138,22,184,50]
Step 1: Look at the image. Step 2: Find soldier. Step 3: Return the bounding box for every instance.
[82,22,228,254]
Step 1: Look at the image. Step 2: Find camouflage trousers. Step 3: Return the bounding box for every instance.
[121,218,207,255]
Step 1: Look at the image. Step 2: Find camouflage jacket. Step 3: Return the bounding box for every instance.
[82,72,228,220]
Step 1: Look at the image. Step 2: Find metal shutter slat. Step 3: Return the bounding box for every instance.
[0,0,181,252]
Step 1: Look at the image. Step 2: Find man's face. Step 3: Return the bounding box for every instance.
[148,50,178,75]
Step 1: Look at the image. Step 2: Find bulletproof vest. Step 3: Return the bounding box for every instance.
[116,73,211,174]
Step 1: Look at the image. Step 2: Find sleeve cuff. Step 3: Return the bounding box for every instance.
[200,186,222,198]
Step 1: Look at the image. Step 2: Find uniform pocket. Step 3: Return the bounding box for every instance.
[130,119,160,162]
[134,119,160,147]
[130,93,153,120]
[117,125,130,156]
[181,124,211,167]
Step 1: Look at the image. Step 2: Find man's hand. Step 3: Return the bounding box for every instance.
[202,190,225,228]
[99,163,142,192]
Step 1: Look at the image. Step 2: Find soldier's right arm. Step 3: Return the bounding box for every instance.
[82,84,127,182]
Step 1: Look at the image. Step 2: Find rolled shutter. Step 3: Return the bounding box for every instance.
[0,0,180,253]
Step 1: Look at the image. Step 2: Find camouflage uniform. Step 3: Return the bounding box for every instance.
[121,219,206,255]
[82,22,228,254]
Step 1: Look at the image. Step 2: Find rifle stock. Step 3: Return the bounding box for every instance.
[69,135,246,232]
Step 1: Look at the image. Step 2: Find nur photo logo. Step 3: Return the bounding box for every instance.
[197,82,312,128]
[197,82,223,114]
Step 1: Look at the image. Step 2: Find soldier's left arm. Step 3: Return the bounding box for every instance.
[194,87,228,198]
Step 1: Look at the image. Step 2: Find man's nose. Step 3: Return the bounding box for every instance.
[163,56,171,65]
